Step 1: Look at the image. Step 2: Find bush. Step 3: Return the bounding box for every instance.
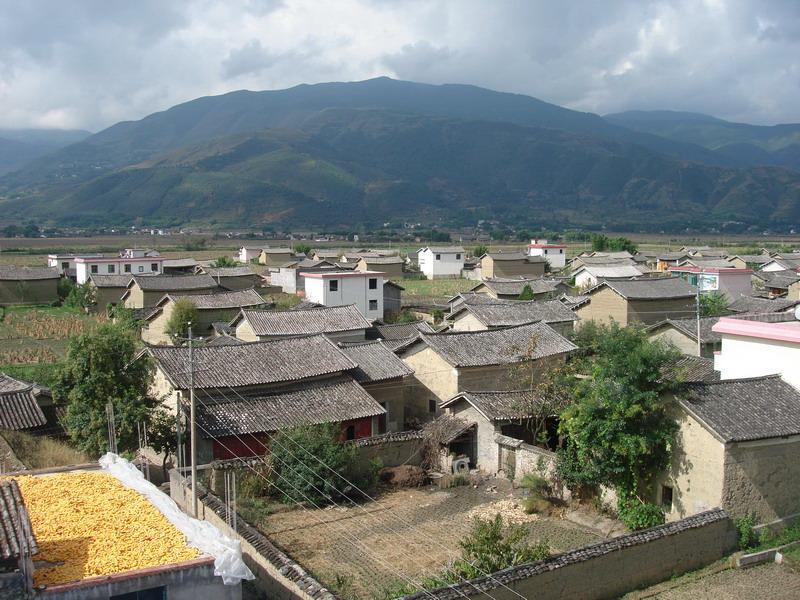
[736,514,759,550]
[64,282,93,310]
[212,256,237,267]
[518,284,534,300]
[57,277,75,301]
[450,474,470,487]
[617,494,665,531]
[165,298,199,340]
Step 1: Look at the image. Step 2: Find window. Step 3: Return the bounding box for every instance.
[435,254,441,260]
[369,299,378,311]
[124,264,131,273]
[660,485,673,511]
[329,279,339,292]
[428,399,437,413]
[61,262,69,270]
[368,278,377,290]
[345,425,355,441]
[108,264,115,273]
[90,265,98,274]
[151,263,159,272]
[456,253,461,260]
[559,249,563,254]
[111,586,166,600]
[138,266,144,273]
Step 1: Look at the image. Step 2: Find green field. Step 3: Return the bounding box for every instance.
[400,278,477,302]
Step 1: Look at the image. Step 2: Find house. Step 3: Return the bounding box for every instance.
[527,239,567,269]
[712,316,800,389]
[0,266,60,306]
[371,320,437,351]
[727,294,800,314]
[570,255,637,272]
[231,304,371,342]
[460,277,569,303]
[258,247,294,266]
[121,274,220,309]
[9,467,246,598]
[438,389,558,475]
[727,254,773,270]
[74,255,165,284]
[356,256,404,279]
[576,278,697,326]
[447,298,578,336]
[86,274,132,309]
[656,252,692,272]
[397,321,577,411]
[301,270,384,320]
[313,250,343,262]
[0,479,37,594]
[341,251,380,263]
[148,335,386,458]
[417,246,465,280]
[238,246,262,263]
[339,341,417,431]
[199,266,261,291]
[668,265,752,302]
[0,373,53,433]
[141,288,269,345]
[479,252,547,279]
[755,270,800,299]
[572,264,647,289]
[656,376,800,524]
[761,257,800,273]
[162,258,199,274]
[383,280,404,320]
[47,253,103,278]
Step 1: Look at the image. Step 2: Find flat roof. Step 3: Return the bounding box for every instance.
[74,256,165,263]
[301,270,386,279]
[713,317,800,344]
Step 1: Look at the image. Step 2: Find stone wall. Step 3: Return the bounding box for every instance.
[403,509,737,600]
[354,431,424,468]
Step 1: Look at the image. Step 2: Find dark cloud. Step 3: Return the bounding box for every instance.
[1,0,799,131]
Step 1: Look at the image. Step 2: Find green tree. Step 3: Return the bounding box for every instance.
[607,236,638,253]
[147,408,177,479]
[64,282,94,310]
[270,424,376,505]
[165,298,199,341]
[57,277,75,302]
[294,243,313,256]
[212,255,237,267]
[518,284,534,300]
[699,292,729,317]
[590,233,610,252]
[53,323,159,456]
[472,245,489,258]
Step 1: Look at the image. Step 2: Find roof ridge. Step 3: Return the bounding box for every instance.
[243,303,359,315]
[688,374,783,386]
[422,320,548,337]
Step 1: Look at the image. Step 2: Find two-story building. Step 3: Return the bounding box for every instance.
[526,239,567,269]
[75,255,166,284]
[417,247,465,280]
[301,270,384,320]
[668,265,753,302]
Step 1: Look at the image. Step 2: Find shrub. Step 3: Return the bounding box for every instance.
[736,514,759,550]
[450,474,470,487]
[211,255,237,267]
[64,282,94,310]
[165,298,199,340]
[617,494,665,531]
[518,284,534,300]
[57,277,75,302]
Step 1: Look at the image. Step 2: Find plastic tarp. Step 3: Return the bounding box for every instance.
[99,453,254,585]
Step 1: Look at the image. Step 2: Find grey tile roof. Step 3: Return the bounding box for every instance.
[131,273,217,291]
[663,356,720,383]
[758,271,800,290]
[0,266,59,281]
[441,389,544,420]
[160,288,267,311]
[380,336,421,352]
[289,300,323,310]
[374,320,435,340]
[679,258,736,269]
[468,278,565,297]
[148,335,356,389]
[731,254,772,265]
[682,375,800,442]
[205,335,244,347]
[573,256,636,266]
[195,375,384,436]
[261,248,294,254]
[410,321,577,367]
[576,264,647,278]
[727,295,800,313]
[422,414,476,444]
[89,274,134,288]
[450,299,578,327]
[649,316,722,344]
[237,304,371,336]
[657,252,691,261]
[358,256,404,265]
[162,258,198,268]
[0,375,47,430]
[766,257,800,270]
[599,277,697,299]
[202,266,257,277]
[558,294,590,309]
[0,479,38,560]
[485,252,546,263]
[338,341,413,383]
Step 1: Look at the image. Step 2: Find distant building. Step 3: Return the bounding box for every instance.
[668,265,752,302]
[0,266,60,306]
[383,280,404,320]
[575,278,697,326]
[47,253,103,278]
[258,248,294,266]
[87,274,132,309]
[74,255,165,284]
[458,278,569,304]
[121,274,219,309]
[447,296,578,336]
[161,258,198,274]
[199,266,261,291]
[302,270,385,320]
[417,246,465,280]
[480,252,546,279]
[231,304,371,342]
[237,246,262,263]
[527,239,567,269]
[572,264,647,289]
[356,256,404,279]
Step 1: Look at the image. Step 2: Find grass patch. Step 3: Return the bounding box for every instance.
[0,362,63,387]
[400,278,475,301]
[2,430,90,469]
[266,293,302,309]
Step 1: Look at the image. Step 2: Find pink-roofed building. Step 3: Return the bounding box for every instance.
[712,316,800,388]
[527,239,567,269]
[668,265,752,302]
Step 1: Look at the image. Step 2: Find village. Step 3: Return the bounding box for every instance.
[1,234,800,599]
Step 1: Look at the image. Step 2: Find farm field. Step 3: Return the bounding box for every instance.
[400,278,476,304]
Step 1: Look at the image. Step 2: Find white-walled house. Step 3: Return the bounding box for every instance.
[713,316,800,389]
[74,255,165,284]
[417,247,464,280]
[238,246,262,263]
[527,239,567,269]
[301,270,385,320]
[47,254,103,278]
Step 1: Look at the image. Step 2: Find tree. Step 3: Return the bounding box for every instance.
[700,292,729,317]
[591,234,637,254]
[165,298,199,341]
[64,282,94,310]
[53,323,159,456]
[147,408,177,479]
[590,234,610,252]
[294,243,313,256]
[212,255,237,267]
[472,245,489,258]
[270,424,376,505]
[518,284,534,300]
[57,277,75,302]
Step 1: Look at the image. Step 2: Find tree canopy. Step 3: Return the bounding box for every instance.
[165,298,199,341]
[699,291,729,317]
[590,234,638,254]
[518,284,534,300]
[212,255,237,267]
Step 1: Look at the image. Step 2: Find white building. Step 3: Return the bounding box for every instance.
[47,254,103,277]
[301,270,384,320]
[417,246,464,280]
[238,246,262,263]
[527,239,567,269]
[713,315,800,389]
[74,255,165,284]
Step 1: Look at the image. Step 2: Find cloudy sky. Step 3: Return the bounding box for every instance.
[1,0,799,132]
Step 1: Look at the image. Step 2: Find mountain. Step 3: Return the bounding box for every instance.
[605,110,800,171]
[3,108,799,231]
[0,128,91,176]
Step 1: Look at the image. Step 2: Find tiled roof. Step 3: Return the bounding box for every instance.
[468,278,565,297]
[598,277,697,299]
[358,256,404,265]
[0,479,37,560]
[202,266,257,277]
[237,304,370,336]
[649,316,722,344]
[727,295,800,313]
[0,375,47,430]
[758,271,800,290]
[289,300,323,310]
[205,335,244,346]
[662,356,720,383]
[485,252,546,263]
[338,341,414,383]
[682,375,800,442]
[195,375,384,436]
[148,335,356,389]
[162,258,198,268]
[558,294,590,309]
[0,266,59,281]
[131,274,217,291]
[374,320,435,340]
[441,389,544,420]
[380,336,421,352]
[159,288,267,311]
[261,248,294,254]
[658,252,691,260]
[573,256,636,266]
[89,274,134,288]
[679,258,736,269]
[410,321,577,367]
[730,254,772,264]
[450,299,578,327]
[422,414,476,444]
[575,264,646,278]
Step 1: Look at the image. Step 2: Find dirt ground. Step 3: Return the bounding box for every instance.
[256,483,604,599]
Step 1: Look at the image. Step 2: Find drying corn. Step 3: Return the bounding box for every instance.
[13,472,199,587]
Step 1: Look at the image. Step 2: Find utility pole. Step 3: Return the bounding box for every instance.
[188,323,198,518]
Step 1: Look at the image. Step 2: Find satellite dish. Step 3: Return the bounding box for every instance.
[795,305,800,321]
